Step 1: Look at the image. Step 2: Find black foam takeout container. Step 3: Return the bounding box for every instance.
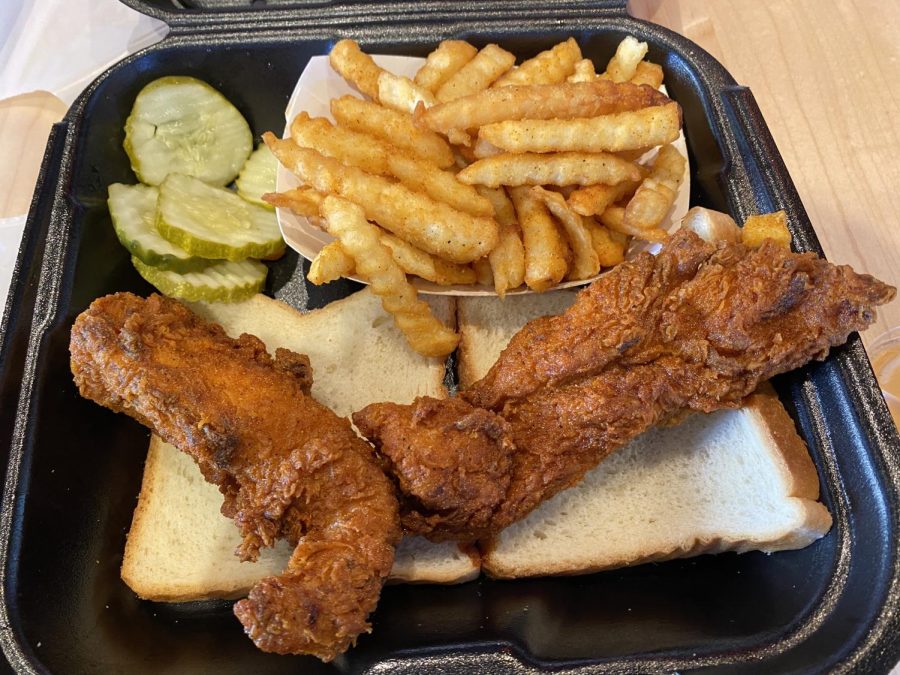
[0,1,899,672]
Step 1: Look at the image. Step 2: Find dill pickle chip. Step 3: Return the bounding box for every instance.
[108,183,213,273]
[124,76,253,186]
[132,256,267,303]
[236,144,277,210]
[157,173,285,261]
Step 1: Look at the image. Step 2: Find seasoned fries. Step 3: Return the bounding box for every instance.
[567,58,597,83]
[600,205,668,243]
[331,96,455,168]
[586,220,628,266]
[377,71,436,113]
[414,40,479,93]
[623,144,686,235]
[478,101,681,154]
[290,113,492,217]
[631,61,664,89]
[268,35,690,352]
[320,195,459,357]
[489,223,527,297]
[509,186,569,292]
[568,178,643,217]
[458,152,641,188]
[308,228,477,287]
[379,232,478,285]
[435,44,516,102]
[493,38,582,87]
[603,36,649,83]
[309,241,355,284]
[264,133,497,263]
[531,187,600,280]
[329,39,384,100]
[419,80,671,136]
[263,186,324,222]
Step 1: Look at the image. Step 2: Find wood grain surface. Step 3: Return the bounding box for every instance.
[0,91,67,219]
[629,0,900,350]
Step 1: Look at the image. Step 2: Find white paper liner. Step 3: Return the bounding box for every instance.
[275,55,690,296]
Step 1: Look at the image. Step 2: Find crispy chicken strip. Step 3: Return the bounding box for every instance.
[356,229,895,541]
[353,397,516,540]
[69,293,400,660]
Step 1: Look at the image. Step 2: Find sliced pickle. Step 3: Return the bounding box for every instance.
[236,144,277,209]
[132,256,267,303]
[157,173,285,261]
[108,183,212,273]
[124,76,253,186]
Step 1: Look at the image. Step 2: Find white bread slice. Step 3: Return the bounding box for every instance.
[121,289,478,602]
[456,293,833,579]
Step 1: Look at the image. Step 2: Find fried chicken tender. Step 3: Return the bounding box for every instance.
[353,397,515,541]
[69,293,400,660]
[356,229,895,541]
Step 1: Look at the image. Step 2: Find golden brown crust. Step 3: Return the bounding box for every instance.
[744,383,822,501]
[71,293,401,660]
[359,230,893,541]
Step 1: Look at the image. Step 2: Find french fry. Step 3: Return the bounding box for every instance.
[473,258,494,286]
[650,142,687,183]
[475,185,517,227]
[616,148,652,162]
[264,133,498,264]
[531,186,600,280]
[493,38,582,87]
[308,231,477,286]
[567,58,597,83]
[567,178,643,217]
[623,144,686,231]
[455,143,478,165]
[414,40,478,93]
[267,183,475,285]
[600,204,667,243]
[457,151,641,188]
[741,211,792,249]
[585,219,628,266]
[329,39,384,100]
[320,195,459,357]
[508,186,569,292]
[379,232,478,285]
[602,36,649,83]
[489,223,526,296]
[263,187,324,224]
[331,96,455,168]
[308,241,355,284]
[419,80,671,136]
[377,71,436,114]
[472,137,504,159]
[477,101,682,154]
[476,185,526,295]
[435,44,517,102]
[631,61,664,89]
[447,128,473,147]
[623,178,676,230]
[290,113,493,217]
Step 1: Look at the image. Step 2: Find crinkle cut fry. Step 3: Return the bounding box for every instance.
[69,293,400,660]
[355,229,895,542]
